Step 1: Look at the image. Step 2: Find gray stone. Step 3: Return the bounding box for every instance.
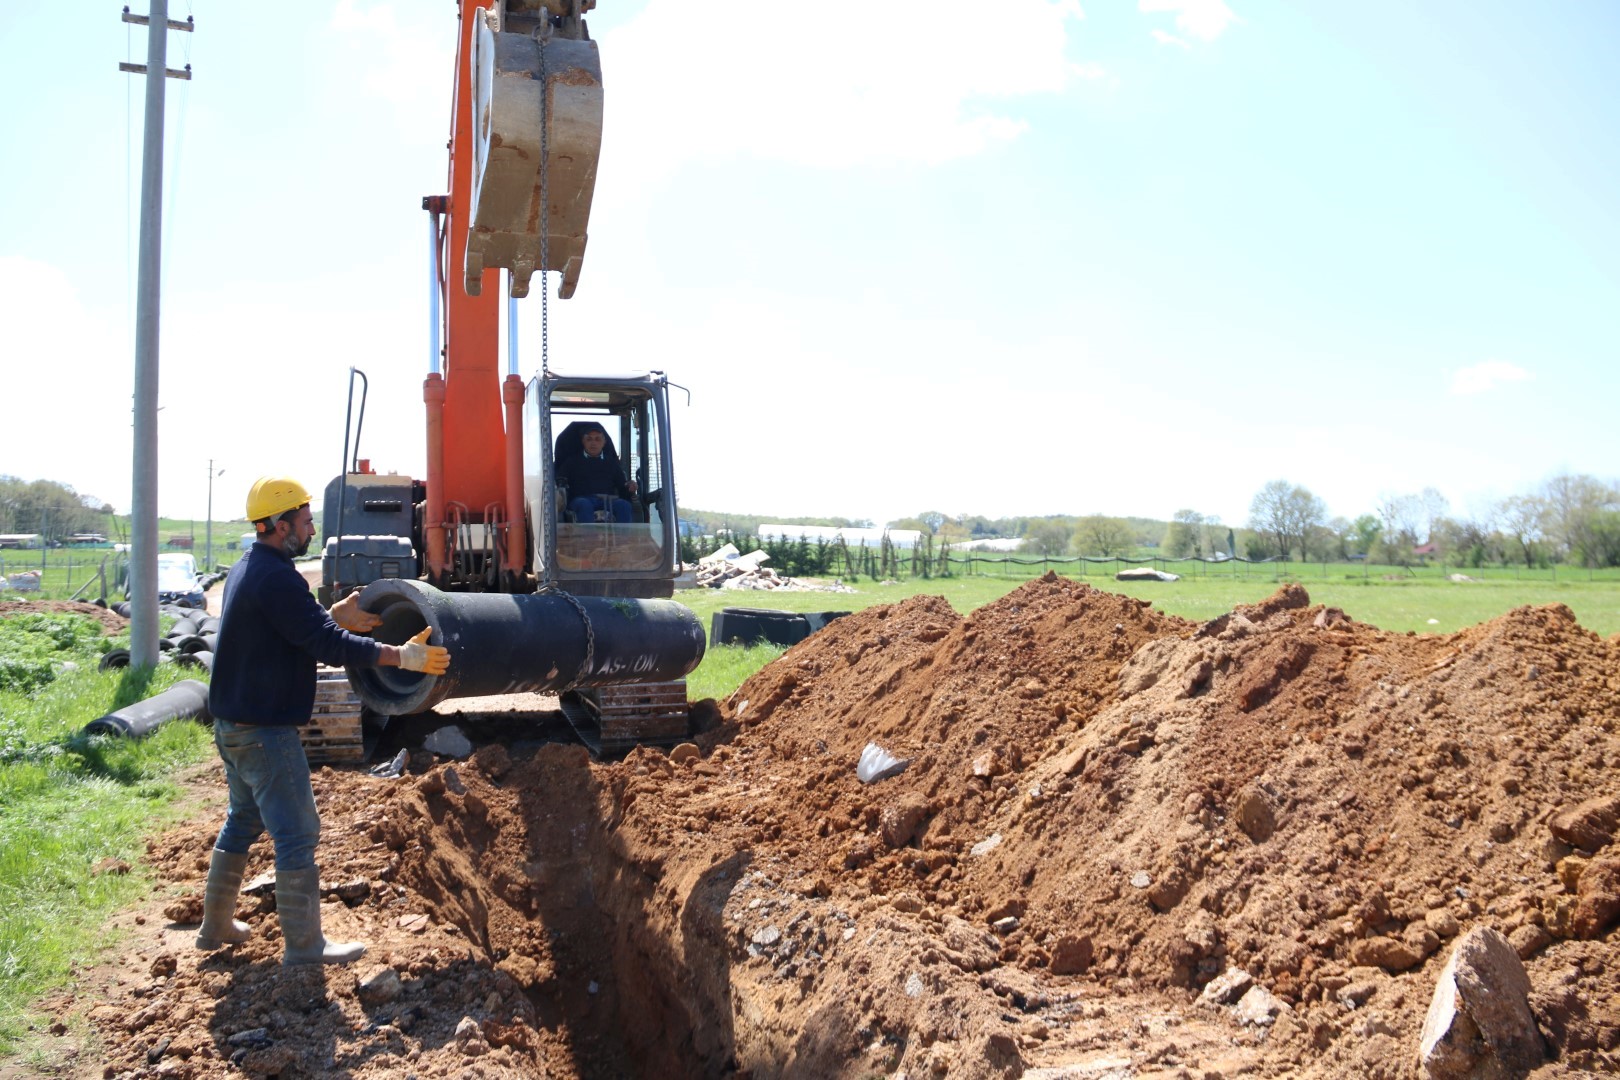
[1232,984,1286,1027]
[1198,967,1254,1007]
[1417,927,1547,1079]
[357,968,403,1006]
[424,725,473,759]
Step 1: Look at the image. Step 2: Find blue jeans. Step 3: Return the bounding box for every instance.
[213,719,321,872]
[569,495,632,523]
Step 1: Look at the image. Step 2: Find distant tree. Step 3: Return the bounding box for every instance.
[0,476,109,541]
[1580,510,1620,568]
[1349,514,1382,558]
[1375,492,1425,565]
[1541,473,1619,567]
[1021,519,1072,557]
[889,510,952,537]
[1303,522,1340,562]
[1418,487,1450,545]
[1324,516,1353,560]
[1074,515,1135,558]
[1247,480,1326,561]
[1496,495,1546,569]
[1161,509,1205,559]
[1435,511,1501,568]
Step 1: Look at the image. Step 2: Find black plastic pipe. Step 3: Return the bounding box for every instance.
[347,579,707,716]
[82,679,211,739]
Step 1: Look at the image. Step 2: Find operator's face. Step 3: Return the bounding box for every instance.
[581,431,606,456]
[279,506,316,557]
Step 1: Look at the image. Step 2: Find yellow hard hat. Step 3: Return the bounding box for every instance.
[246,476,313,523]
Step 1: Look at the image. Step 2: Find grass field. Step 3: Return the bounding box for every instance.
[0,654,213,1050]
[678,572,1620,638]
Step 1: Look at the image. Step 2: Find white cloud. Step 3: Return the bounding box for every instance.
[1449,360,1532,396]
[329,1,453,131]
[603,0,1088,172]
[1151,29,1191,49]
[1140,0,1240,43]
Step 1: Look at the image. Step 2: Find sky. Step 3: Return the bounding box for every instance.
[2,0,1616,532]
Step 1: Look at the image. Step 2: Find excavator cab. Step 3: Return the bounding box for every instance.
[524,370,679,599]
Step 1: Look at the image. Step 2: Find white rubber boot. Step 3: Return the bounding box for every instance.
[275,867,366,966]
[194,849,252,950]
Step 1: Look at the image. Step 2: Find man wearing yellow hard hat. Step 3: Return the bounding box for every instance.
[196,476,449,966]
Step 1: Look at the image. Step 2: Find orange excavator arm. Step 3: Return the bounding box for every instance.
[421,0,603,588]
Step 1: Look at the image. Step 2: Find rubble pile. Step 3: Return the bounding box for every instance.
[693,543,856,593]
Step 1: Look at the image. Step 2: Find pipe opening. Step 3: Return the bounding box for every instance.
[352,590,437,707]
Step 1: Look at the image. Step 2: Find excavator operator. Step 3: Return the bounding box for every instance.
[197,475,450,966]
[555,420,638,523]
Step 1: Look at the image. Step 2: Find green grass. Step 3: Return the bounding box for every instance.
[0,624,214,1051]
[678,571,1620,700]
[687,642,787,702]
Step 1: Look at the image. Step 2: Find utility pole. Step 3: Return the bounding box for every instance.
[121,2,193,669]
[205,459,224,570]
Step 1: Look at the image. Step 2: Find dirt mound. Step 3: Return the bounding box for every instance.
[51,575,1620,1078]
[0,598,127,635]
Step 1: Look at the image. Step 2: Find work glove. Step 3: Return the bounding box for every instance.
[329,592,382,633]
[399,627,450,676]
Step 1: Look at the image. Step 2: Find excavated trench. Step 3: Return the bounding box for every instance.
[380,743,724,1077]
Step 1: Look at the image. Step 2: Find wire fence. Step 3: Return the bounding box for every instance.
[699,533,1620,585]
[939,552,1620,584]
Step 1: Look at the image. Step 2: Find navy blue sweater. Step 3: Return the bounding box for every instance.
[208,543,384,726]
[556,453,631,501]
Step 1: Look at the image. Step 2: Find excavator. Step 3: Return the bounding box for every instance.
[316,0,705,753]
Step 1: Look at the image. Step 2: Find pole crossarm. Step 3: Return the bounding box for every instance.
[121,9,194,32]
[118,62,193,80]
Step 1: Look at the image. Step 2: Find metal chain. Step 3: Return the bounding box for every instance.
[551,587,596,688]
[535,20,556,591]
[538,20,550,379]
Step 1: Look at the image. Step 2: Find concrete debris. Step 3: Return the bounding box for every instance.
[690,544,855,593]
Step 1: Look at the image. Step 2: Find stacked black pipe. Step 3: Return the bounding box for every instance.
[101,604,220,673]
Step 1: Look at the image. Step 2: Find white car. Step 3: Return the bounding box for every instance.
[156,553,205,608]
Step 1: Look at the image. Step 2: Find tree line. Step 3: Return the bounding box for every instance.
[1241,473,1620,569]
[0,477,119,543]
[680,470,1620,572]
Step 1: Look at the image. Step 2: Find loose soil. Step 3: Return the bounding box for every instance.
[12,575,1620,1078]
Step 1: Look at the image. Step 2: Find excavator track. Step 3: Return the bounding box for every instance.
[301,666,366,765]
[559,680,690,756]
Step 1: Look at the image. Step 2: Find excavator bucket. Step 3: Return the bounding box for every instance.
[465,12,603,300]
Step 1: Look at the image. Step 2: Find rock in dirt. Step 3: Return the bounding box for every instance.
[1199,967,1254,1007]
[1550,794,1620,853]
[1573,852,1620,939]
[357,967,403,1005]
[1417,927,1547,1078]
[878,792,929,849]
[423,724,473,758]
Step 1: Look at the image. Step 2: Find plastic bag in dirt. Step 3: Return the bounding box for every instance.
[856,742,910,784]
[369,748,409,779]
